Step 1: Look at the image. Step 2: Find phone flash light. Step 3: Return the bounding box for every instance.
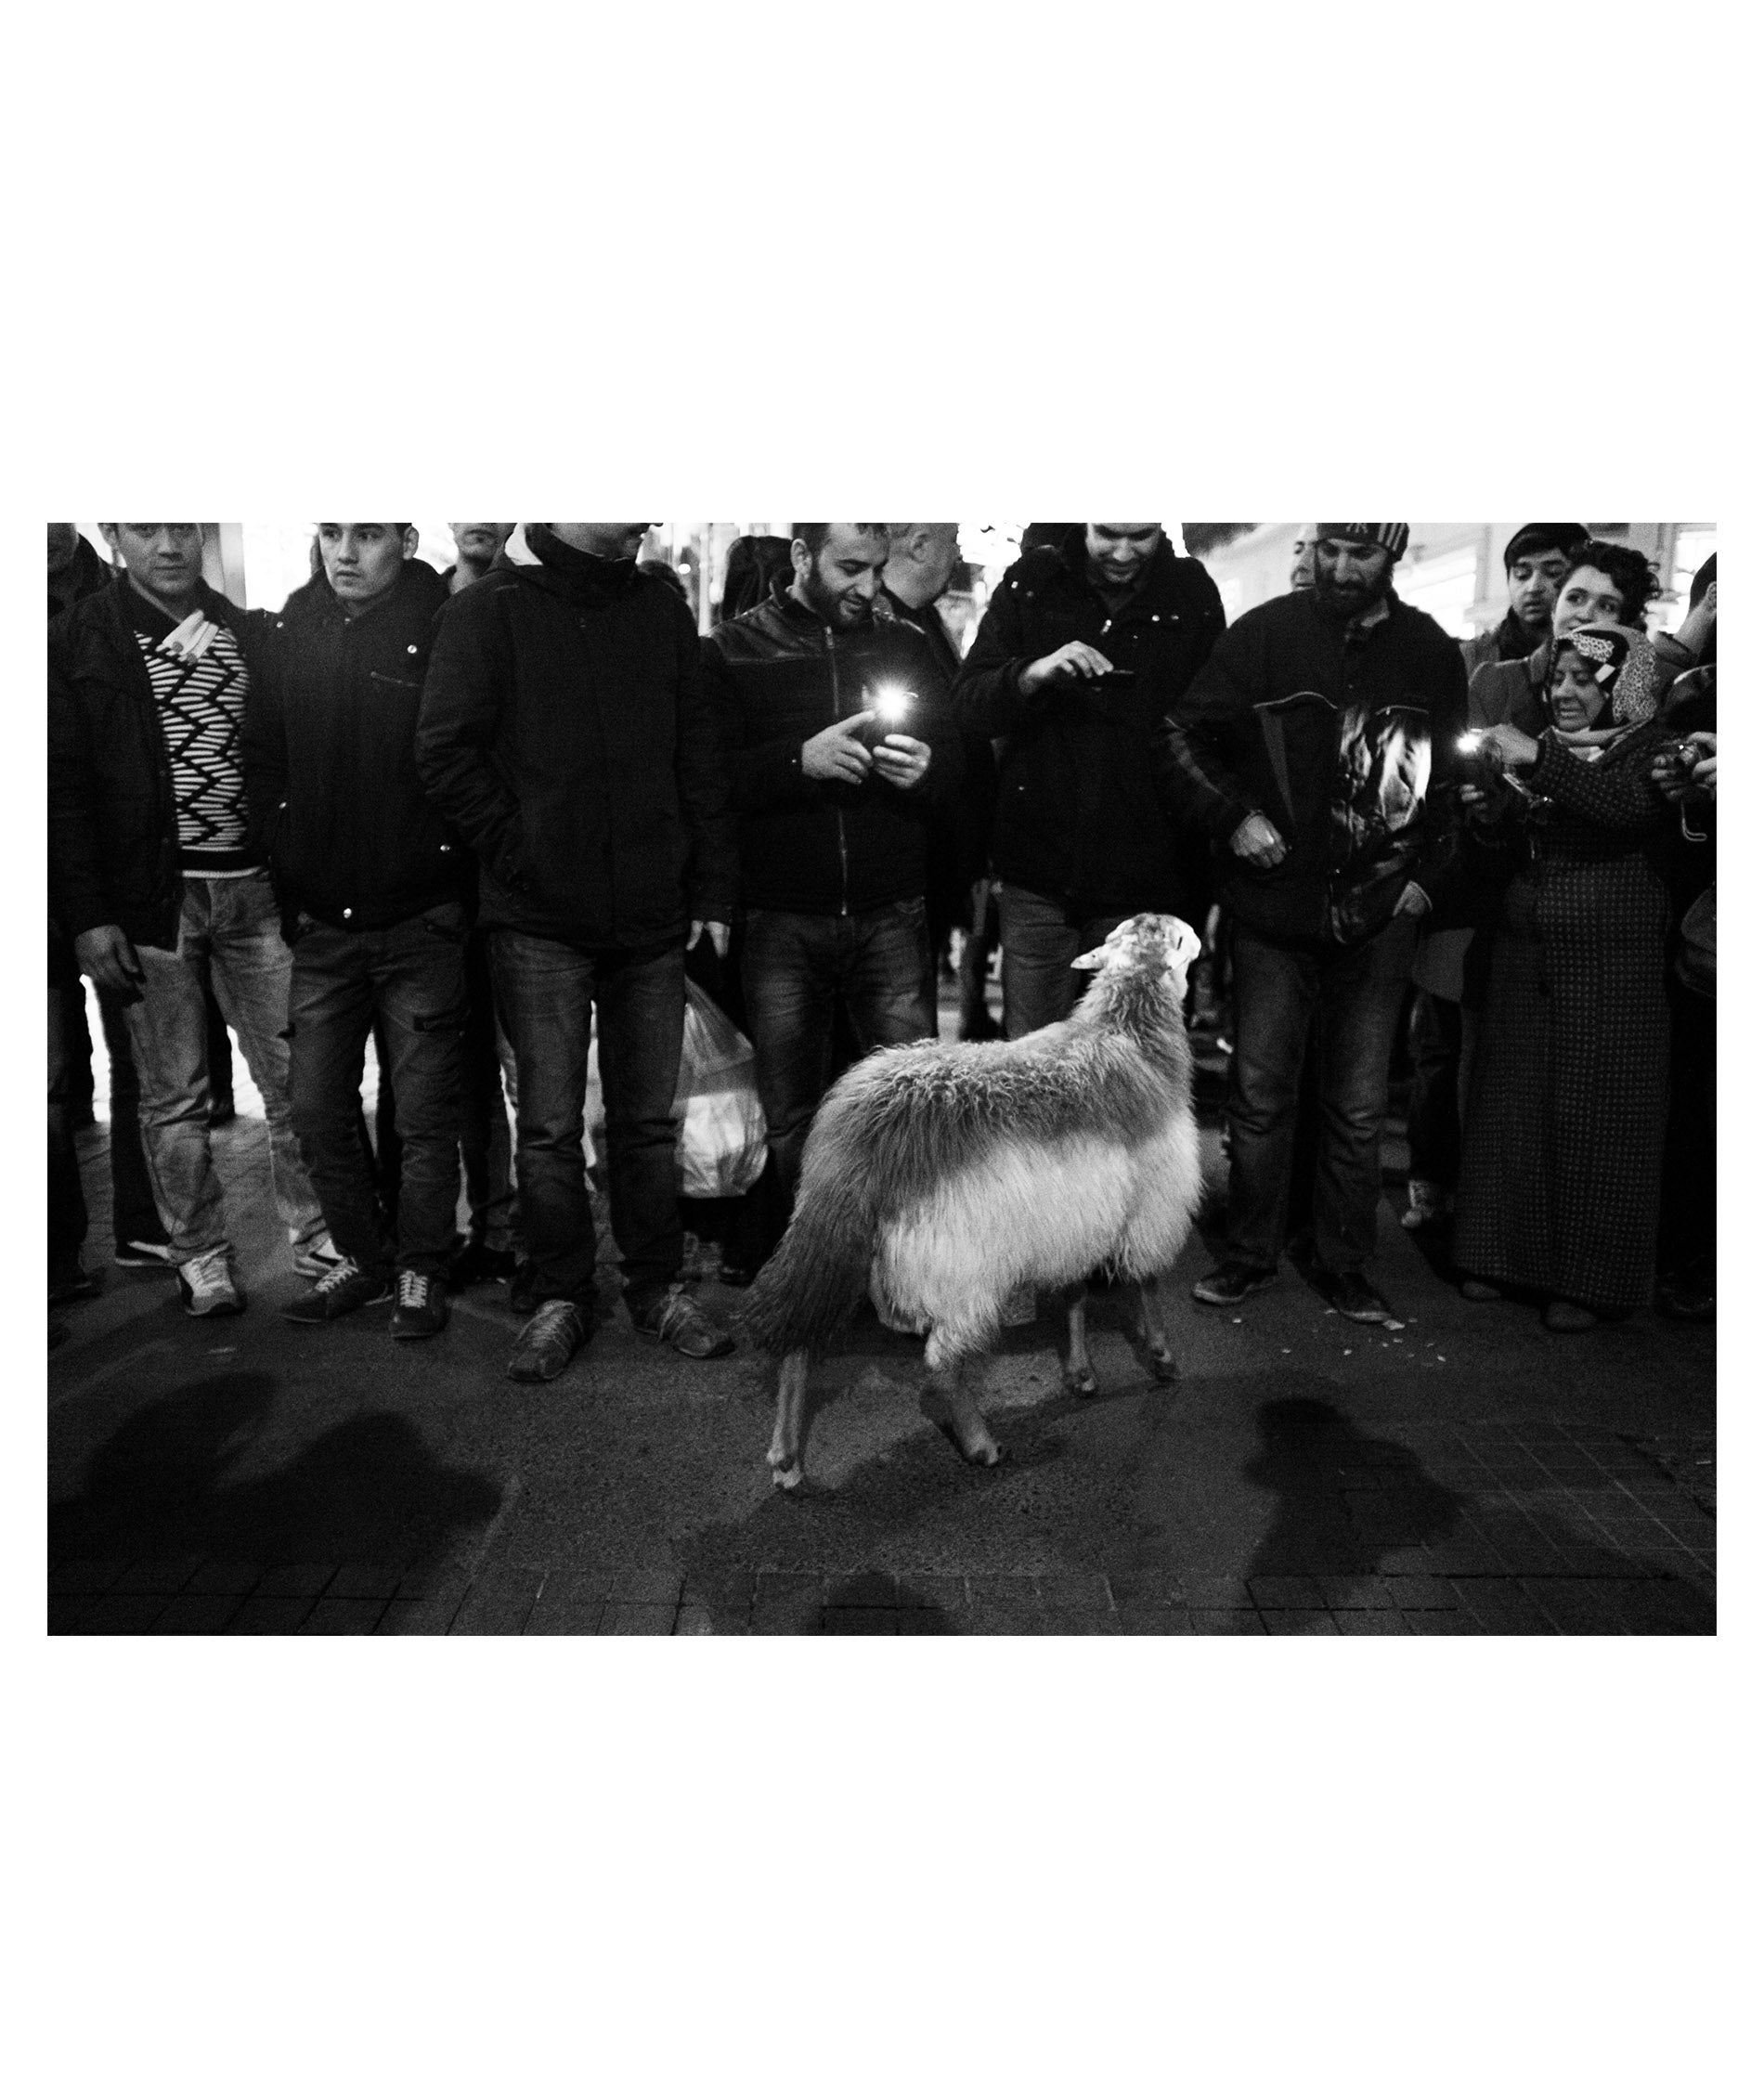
[1457,733,1483,753]
[873,686,914,727]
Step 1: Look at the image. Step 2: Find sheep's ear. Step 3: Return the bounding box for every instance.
[1168,918,1203,969]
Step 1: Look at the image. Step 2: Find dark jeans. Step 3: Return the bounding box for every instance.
[741,900,935,1198]
[460,928,521,1252]
[48,984,88,1279]
[287,906,468,1278]
[995,882,1129,1040]
[95,987,167,1249]
[1406,988,1463,1192]
[1226,913,1420,1276]
[490,929,686,1314]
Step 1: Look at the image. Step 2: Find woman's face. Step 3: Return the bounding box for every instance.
[1549,650,1608,733]
[1554,564,1627,634]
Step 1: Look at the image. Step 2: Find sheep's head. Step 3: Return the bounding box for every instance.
[1070,913,1202,991]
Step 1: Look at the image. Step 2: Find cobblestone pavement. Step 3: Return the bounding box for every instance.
[49,1005,1715,1638]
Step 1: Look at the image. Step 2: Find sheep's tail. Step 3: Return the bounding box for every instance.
[737,1087,882,1358]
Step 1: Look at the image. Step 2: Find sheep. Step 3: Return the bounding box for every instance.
[741,912,1205,1490]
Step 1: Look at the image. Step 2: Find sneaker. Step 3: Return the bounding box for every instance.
[448,1237,518,1291]
[390,1269,448,1340]
[292,1233,345,1281]
[1399,1179,1453,1232]
[282,1257,392,1323]
[114,1238,175,1269]
[508,1299,587,1382]
[1192,1261,1277,1307]
[1317,1269,1394,1324]
[509,1259,542,1317]
[630,1283,734,1359]
[177,1247,244,1317]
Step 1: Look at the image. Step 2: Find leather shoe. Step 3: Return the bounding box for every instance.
[630,1284,734,1358]
[508,1299,587,1382]
[1317,1269,1394,1324]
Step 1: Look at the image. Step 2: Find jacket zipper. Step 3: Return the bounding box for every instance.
[826,626,850,916]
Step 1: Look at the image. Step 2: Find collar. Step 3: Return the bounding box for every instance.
[526,523,640,604]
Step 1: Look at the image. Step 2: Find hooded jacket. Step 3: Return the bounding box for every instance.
[414,524,737,949]
[48,576,268,949]
[700,580,963,916]
[1159,586,1469,944]
[242,556,466,932]
[952,528,1225,921]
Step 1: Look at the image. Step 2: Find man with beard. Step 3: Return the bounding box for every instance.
[702,523,961,1202]
[1461,524,1586,673]
[1159,525,1467,1324]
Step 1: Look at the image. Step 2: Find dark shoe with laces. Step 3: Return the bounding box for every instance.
[282,1256,392,1323]
[1192,1260,1278,1308]
[390,1269,448,1340]
[1317,1269,1394,1325]
[630,1283,734,1358]
[508,1299,587,1382]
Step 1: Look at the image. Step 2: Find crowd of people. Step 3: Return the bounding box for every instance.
[46,520,1717,1385]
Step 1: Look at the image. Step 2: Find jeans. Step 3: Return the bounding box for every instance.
[123,873,327,1265]
[460,928,521,1252]
[96,986,166,1247]
[287,906,468,1279]
[1405,989,1462,1192]
[995,883,1130,1040]
[48,984,88,1279]
[490,930,686,1314]
[1226,912,1420,1276]
[741,900,935,1197]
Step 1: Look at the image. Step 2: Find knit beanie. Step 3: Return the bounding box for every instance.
[1504,523,1588,570]
[1315,524,1409,560]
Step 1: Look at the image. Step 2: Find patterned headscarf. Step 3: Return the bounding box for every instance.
[1553,623,1658,728]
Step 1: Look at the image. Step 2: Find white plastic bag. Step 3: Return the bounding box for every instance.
[673,980,769,1199]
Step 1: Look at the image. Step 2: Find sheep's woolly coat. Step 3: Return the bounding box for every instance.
[742,915,1203,1363]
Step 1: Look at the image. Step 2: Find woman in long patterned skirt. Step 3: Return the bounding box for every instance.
[1452,624,1676,1330]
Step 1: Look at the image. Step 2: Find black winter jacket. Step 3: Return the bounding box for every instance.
[952,530,1225,920]
[243,558,467,932]
[1158,588,1469,945]
[48,577,267,949]
[413,525,737,949]
[700,583,963,916]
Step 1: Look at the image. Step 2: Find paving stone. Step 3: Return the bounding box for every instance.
[184,1560,268,1596]
[965,1573,1041,1604]
[817,1609,899,1635]
[396,1562,474,1605]
[898,1611,956,1635]
[226,1596,320,1634]
[1381,1576,1461,1610]
[70,1592,176,1634]
[1333,1610,1413,1634]
[1115,1605,1195,1634]
[149,1592,248,1634]
[1607,1579,1715,1634]
[1264,1613,1341,1633]
[452,1569,544,1635]
[751,1593,823,1634]
[326,1564,409,1602]
[1374,1548,1438,1575]
[683,1572,756,1610]
[1449,1580,1553,1634]
[532,1568,616,1610]
[1108,1572,1188,1606]
[108,1556,206,1595]
[47,1595,97,1632]
[1186,1578,1256,1610]
[1399,1611,1479,1633]
[253,1564,339,1600]
[1039,1609,1122,1635]
[1249,1576,1328,1610]
[1190,1610,1268,1634]
[1033,1572,1112,1608]
[48,1560,133,1597]
[606,1567,683,1604]
[1420,1542,1507,1576]
[673,1605,720,1636]
[894,1574,968,1611]
[297,1600,389,1635]
[1517,1580,1630,1635]
[597,1602,678,1635]
[374,1600,458,1635]
[523,1602,606,1635]
[1317,1577,1394,1609]
[754,1572,823,1604]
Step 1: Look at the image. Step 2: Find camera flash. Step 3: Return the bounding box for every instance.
[872,685,913,727]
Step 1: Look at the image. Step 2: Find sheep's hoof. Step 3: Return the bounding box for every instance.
[1146,1347,1179,1383]
[769,1459,803,1493]
[1064,1366,1098,1398]
[963,1439,1006,1469]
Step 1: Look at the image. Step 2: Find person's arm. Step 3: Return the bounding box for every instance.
[1154,616,1265,847]
[699,637,833,812]
[240,616,289,861]
[950,560,1063,735]
[1407,640,1471,913]
[1528,731,1676,835]
[672,613,739,931]
[414,590,525,881]
[46,646,113,945]
[871,628,963,805]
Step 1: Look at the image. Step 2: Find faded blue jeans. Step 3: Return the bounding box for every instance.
[123,873,327,1265]
[741,899,935,1199]
[995,883,1132,1040]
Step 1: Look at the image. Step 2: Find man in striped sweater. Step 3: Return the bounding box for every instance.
[48,524,334,1317]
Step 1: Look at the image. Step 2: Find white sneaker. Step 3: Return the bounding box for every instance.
[176,1246,244,1317]
[292,1233,344,1280]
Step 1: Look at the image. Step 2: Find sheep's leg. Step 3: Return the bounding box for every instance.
[1060,1280,1097,1397]
[924,1340,1005,1467]
[1139,1275,1178,1382]
[768,1350,810,1492]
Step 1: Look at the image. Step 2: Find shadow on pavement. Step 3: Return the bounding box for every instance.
[1243,1395,1464,1577]
[49,1369,505,1568]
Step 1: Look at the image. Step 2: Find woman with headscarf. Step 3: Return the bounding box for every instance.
[1451,624,1676,1330]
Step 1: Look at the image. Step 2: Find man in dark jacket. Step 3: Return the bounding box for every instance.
[1160,524,1468,1324]
[1460,524,1586,673]
[701,523,962,1200]
[47,525,332,1317]
[243,524,465,1339]
[416,521,739,1382]
[953,523,1226,1035]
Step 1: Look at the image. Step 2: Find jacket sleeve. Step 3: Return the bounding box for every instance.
[414,590,525,877]
[891,627,964,809]
[951,562,1058,735]
[1411,639,1471,907]
[673,616,740,922]
[1154,616,1265,843]
[1531,731,1673,836]
[46,637,113,941]
[240,616,289,861]
[699,637,823,814]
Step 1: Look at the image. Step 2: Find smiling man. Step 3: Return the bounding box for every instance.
[953,523,1225,1036]
[48,525,334,1315]
[243,524,464,1339]
[1160,524,1468,1326]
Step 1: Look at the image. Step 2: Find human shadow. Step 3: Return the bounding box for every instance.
[1243,1395,1465,1578]
[49,1369,504,1569]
